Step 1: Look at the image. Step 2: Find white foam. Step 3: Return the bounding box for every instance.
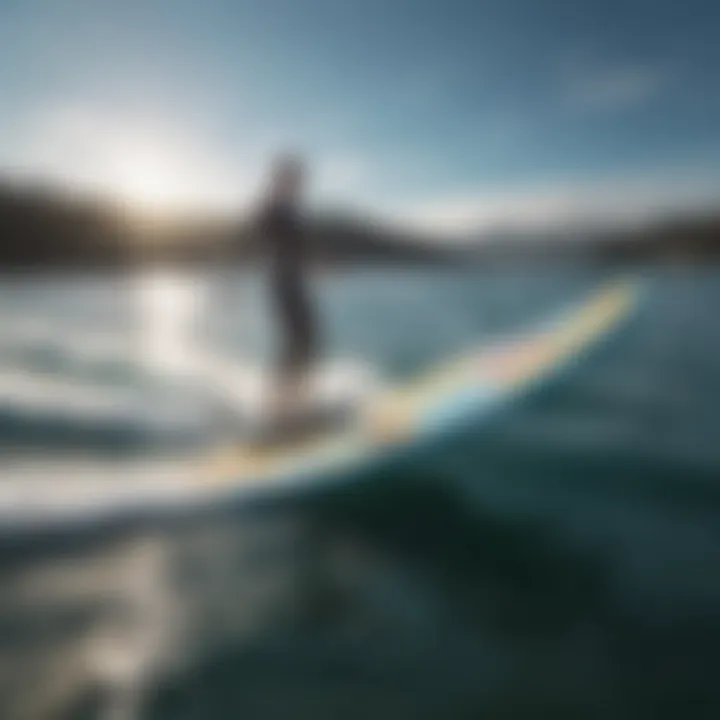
[0,369,203,431]
[201,354,381,423]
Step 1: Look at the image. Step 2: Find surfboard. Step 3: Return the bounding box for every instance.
[0,277,643,534]
[204,276,642,489]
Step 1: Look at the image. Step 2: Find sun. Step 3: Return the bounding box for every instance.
[37,108,242,216]
[111,143,193,213]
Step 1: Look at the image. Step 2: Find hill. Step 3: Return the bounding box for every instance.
[0,181,453,269]
[0,180,718,269]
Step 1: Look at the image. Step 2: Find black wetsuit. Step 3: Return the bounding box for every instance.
[259,200,317,378]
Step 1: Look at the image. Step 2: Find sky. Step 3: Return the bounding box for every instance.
[0,0,719,234]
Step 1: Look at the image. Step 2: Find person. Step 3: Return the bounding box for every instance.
[255,154,319,429]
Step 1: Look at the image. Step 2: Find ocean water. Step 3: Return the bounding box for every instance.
[0,265,719,719]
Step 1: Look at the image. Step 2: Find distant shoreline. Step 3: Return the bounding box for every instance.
[0,180,718,270]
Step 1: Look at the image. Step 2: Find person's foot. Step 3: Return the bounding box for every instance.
[246,373,307,444]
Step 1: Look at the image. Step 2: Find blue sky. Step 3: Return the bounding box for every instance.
[1,0,719,232]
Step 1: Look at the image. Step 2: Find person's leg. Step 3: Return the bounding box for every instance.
[270,275,318,424]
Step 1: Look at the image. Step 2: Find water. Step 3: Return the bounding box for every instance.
[0,265,718,719]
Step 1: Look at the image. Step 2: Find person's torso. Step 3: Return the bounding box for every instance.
[262,201,305,270]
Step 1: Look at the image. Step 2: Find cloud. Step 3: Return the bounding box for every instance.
[390,170,720,239]
[563,61,672,113]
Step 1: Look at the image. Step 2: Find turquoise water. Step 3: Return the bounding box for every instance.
[0,266,719,719]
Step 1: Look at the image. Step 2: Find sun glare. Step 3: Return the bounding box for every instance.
[111,144,194,213]
[39,109,240,215]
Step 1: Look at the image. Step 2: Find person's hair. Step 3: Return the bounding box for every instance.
[272,152,304,182]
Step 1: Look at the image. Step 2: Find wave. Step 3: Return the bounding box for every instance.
[0,367,207,439]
